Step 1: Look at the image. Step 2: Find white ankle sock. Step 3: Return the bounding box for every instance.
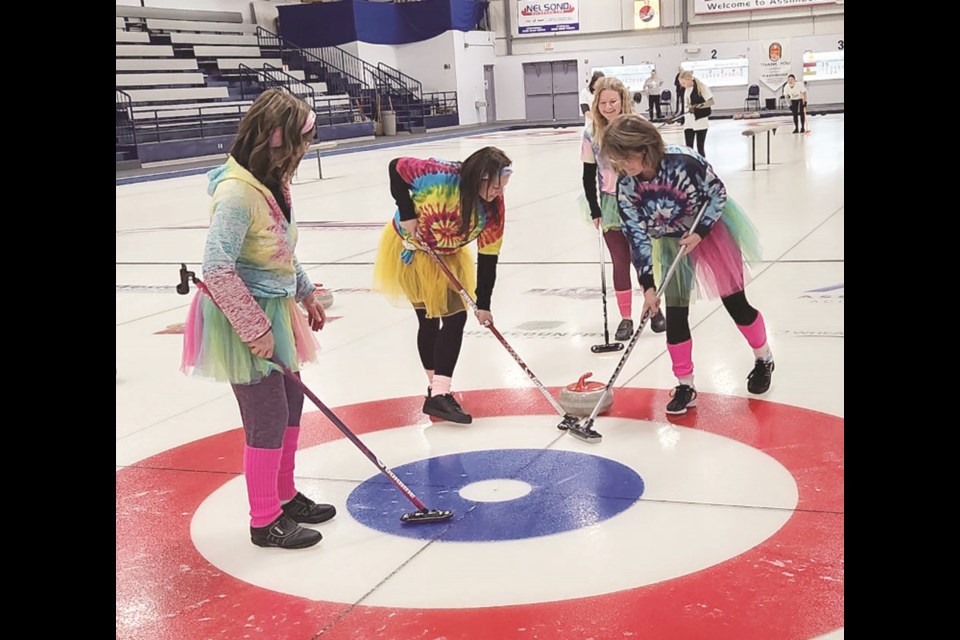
[432,375,452,396]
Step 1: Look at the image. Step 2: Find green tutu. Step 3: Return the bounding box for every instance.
[181,293,320,385]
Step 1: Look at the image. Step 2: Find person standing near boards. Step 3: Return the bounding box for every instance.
[643,69,664,120]
[580,71,606,123]
[673,67,685,117]
[783,74,808,133]
[678,70,714,157]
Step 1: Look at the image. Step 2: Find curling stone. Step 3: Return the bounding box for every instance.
[559,372,613,417]
[315,286,334,309]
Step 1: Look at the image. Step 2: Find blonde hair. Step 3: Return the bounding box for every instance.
[230,88,314,187]
[678,70,694,82]
[589,76,633,142]
[598,114,666,174]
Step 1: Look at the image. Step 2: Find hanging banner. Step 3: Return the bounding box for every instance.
[758,38,792,91]
[633,0,661,30]
[681,58,750,88]
[591,63,656,94]
[517,1,580,34]
[694,0,837,14]
[803,49,844,81]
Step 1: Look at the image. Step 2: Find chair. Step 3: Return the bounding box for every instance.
[744,84,760,111]
[660,89,673,118]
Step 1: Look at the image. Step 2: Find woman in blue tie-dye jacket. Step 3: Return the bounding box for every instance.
[599,114,776,416]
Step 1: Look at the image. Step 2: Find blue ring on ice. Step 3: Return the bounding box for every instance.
[347,449,644,541]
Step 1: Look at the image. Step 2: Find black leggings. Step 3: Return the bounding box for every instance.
[415,308,468,377]
[603,228,633,292]
[648,94,662,119]
[664,290,759,345]
[790,99,806,130]
[684,128,707,157]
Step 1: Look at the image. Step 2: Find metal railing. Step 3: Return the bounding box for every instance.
[121,26,447,146]
[302,45,387,94]
[238,63,317,112]
[254,27,441,128]
[131,103,248,144]
[237,64,373,130]
[115,87,137,148]
[376,62,422,101]
[315,94,374,129]
[422,91,458,116]
[256,27,380,95]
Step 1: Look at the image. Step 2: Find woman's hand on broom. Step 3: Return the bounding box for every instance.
[475,309,494,327]
[678,231,702,252]
[301,292,327,331]
[641,288,660,324]
[247,330,275,359]
[399,219,420,241]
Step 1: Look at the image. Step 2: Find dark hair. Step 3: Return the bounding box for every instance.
[787,74,796,80]
[588,71,606,92]
[230,88,313,187]
[458,146,512,234]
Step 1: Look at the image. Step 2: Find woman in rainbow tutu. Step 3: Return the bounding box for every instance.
[181,89,334,550]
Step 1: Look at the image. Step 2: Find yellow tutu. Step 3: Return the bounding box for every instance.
[372,222,478,319]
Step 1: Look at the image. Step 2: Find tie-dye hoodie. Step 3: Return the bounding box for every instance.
[202,156,316,343]
[390,157,505,258]
[616,144,726,289]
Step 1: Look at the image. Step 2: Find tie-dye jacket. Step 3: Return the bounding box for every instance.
[201,156,316,343]
[390,157,505,262]
[616,144,727,290]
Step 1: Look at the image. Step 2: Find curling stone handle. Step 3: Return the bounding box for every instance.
[575,372,593,391]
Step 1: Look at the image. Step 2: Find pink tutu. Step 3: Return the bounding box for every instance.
[180,291,320,384]
[653,197,762,306]
[689,219,748,298]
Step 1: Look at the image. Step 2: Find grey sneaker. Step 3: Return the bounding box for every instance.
[615,319,634,341]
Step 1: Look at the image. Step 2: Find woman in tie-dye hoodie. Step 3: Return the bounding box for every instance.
[181,89,334,550]
[373,147,512,426]
[599,114,774,418]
